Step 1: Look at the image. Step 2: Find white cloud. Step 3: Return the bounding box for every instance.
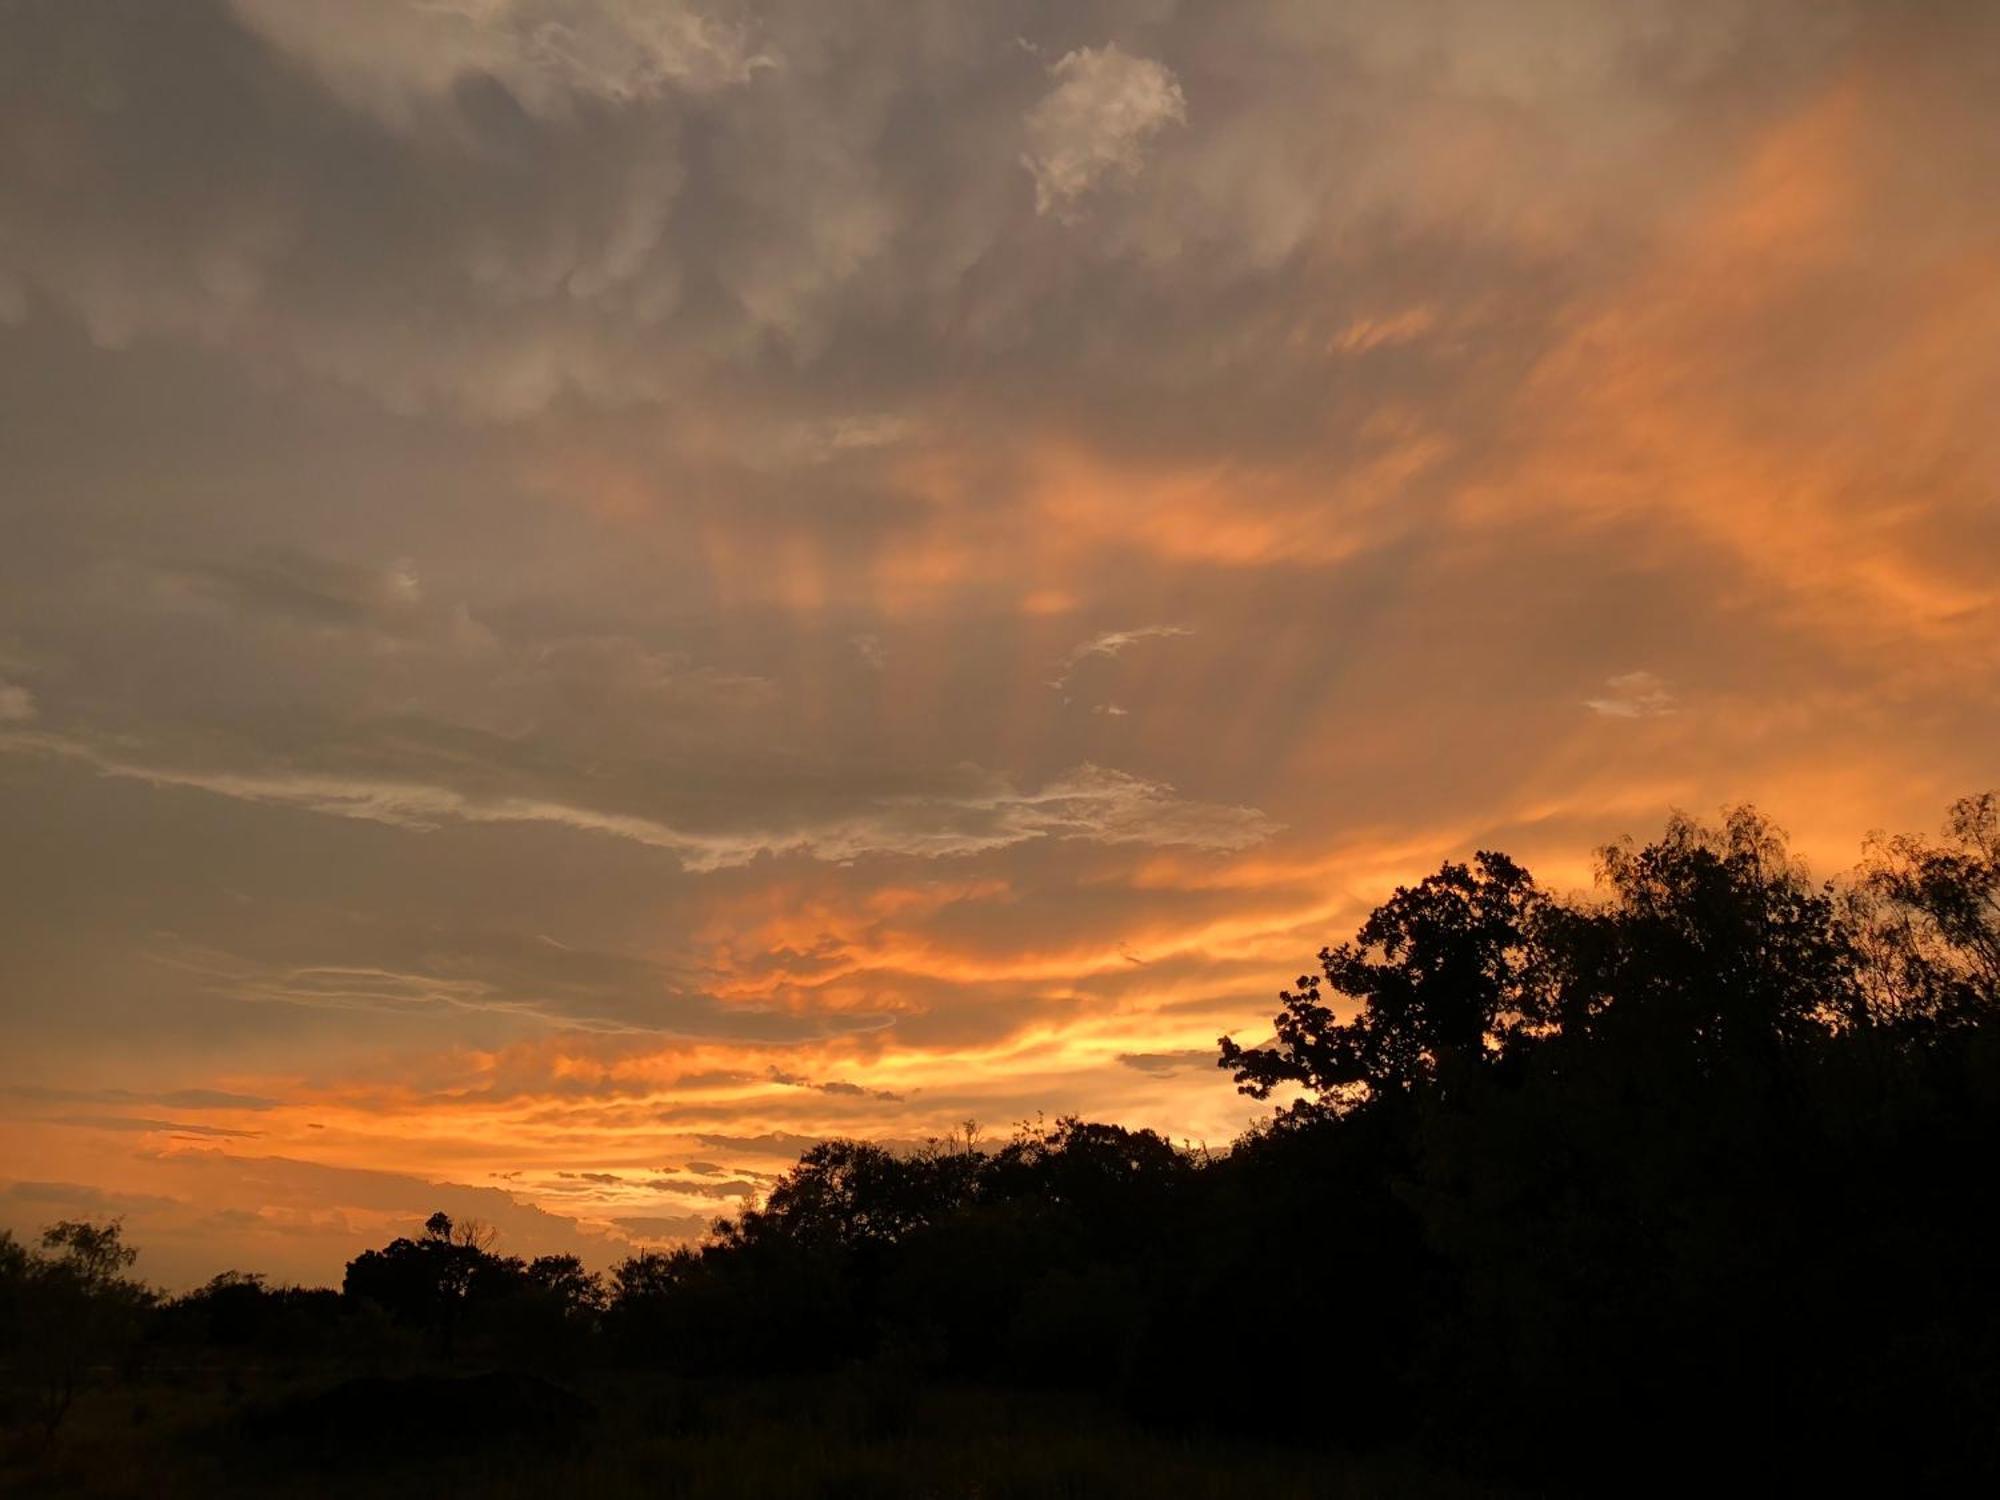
[1,732,1274,869]
[1022,44,1186,217]
[1051,625,1193,689]
[1586,670,1677,718]
[826,414,913,451]
[803,763,1277,862]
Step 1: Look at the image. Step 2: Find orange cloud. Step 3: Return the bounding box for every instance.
[1489,65,2000,656]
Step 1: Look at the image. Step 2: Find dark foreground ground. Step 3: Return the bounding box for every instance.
[1,1366,1498,1499]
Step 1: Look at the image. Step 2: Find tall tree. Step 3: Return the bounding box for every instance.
[1852,792,2000,1026]
[1219,851,1548,1113]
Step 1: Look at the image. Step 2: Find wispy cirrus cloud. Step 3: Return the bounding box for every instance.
[0,730,1271,867]
[1049,625,1194,691]
[5,1085,280,1112]
[1586,672,1678,719]
[51,1114,263,1140]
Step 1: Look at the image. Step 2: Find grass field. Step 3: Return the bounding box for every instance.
[2,1365,1499,1499]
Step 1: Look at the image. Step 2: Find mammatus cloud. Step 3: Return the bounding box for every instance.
[1586,671,1677,719]
[1022,45,1186,217]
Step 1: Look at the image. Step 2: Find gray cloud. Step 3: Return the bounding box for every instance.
[1116,1049,1216,1077]
[1586,672,1678,719]
[3,1180,182,1213]
[51,1115,264,1139]
[647,1176,759,1200]
[176,548,425,631]
[692,1131,936,1161]
[1022,44,1186,218]
[612,1211,718,1243]
[2,0,1867,423]
[232,0,774,121]
[690,1131,831,1160]
[767,1068,904,1103]
[5,1086,280,1112]
[133,931,867,1042]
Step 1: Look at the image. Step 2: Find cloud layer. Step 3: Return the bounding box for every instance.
[3,0,1997,1283]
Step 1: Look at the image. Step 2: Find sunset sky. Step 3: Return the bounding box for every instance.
[3,0,1997,1288]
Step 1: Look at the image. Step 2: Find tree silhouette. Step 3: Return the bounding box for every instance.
[15,797,2000,1491]
[0,1219,153,1440]
[343,1212,494,1359]
[341,1212,605,1366]
[1853,791,2000,1026]
[1218,851,1547,1112]
[1561,806,1862,1061]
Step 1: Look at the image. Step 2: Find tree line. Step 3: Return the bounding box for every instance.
[4,796,1996,1486]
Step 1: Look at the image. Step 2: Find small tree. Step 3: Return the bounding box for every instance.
[1,1220,155,1441]
[522,1254,607,1320]
[344,1211,496,1358]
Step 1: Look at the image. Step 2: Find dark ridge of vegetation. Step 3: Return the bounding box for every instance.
[4,796,1997,1496]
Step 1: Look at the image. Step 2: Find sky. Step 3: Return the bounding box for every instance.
[2,0,1997,1289]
